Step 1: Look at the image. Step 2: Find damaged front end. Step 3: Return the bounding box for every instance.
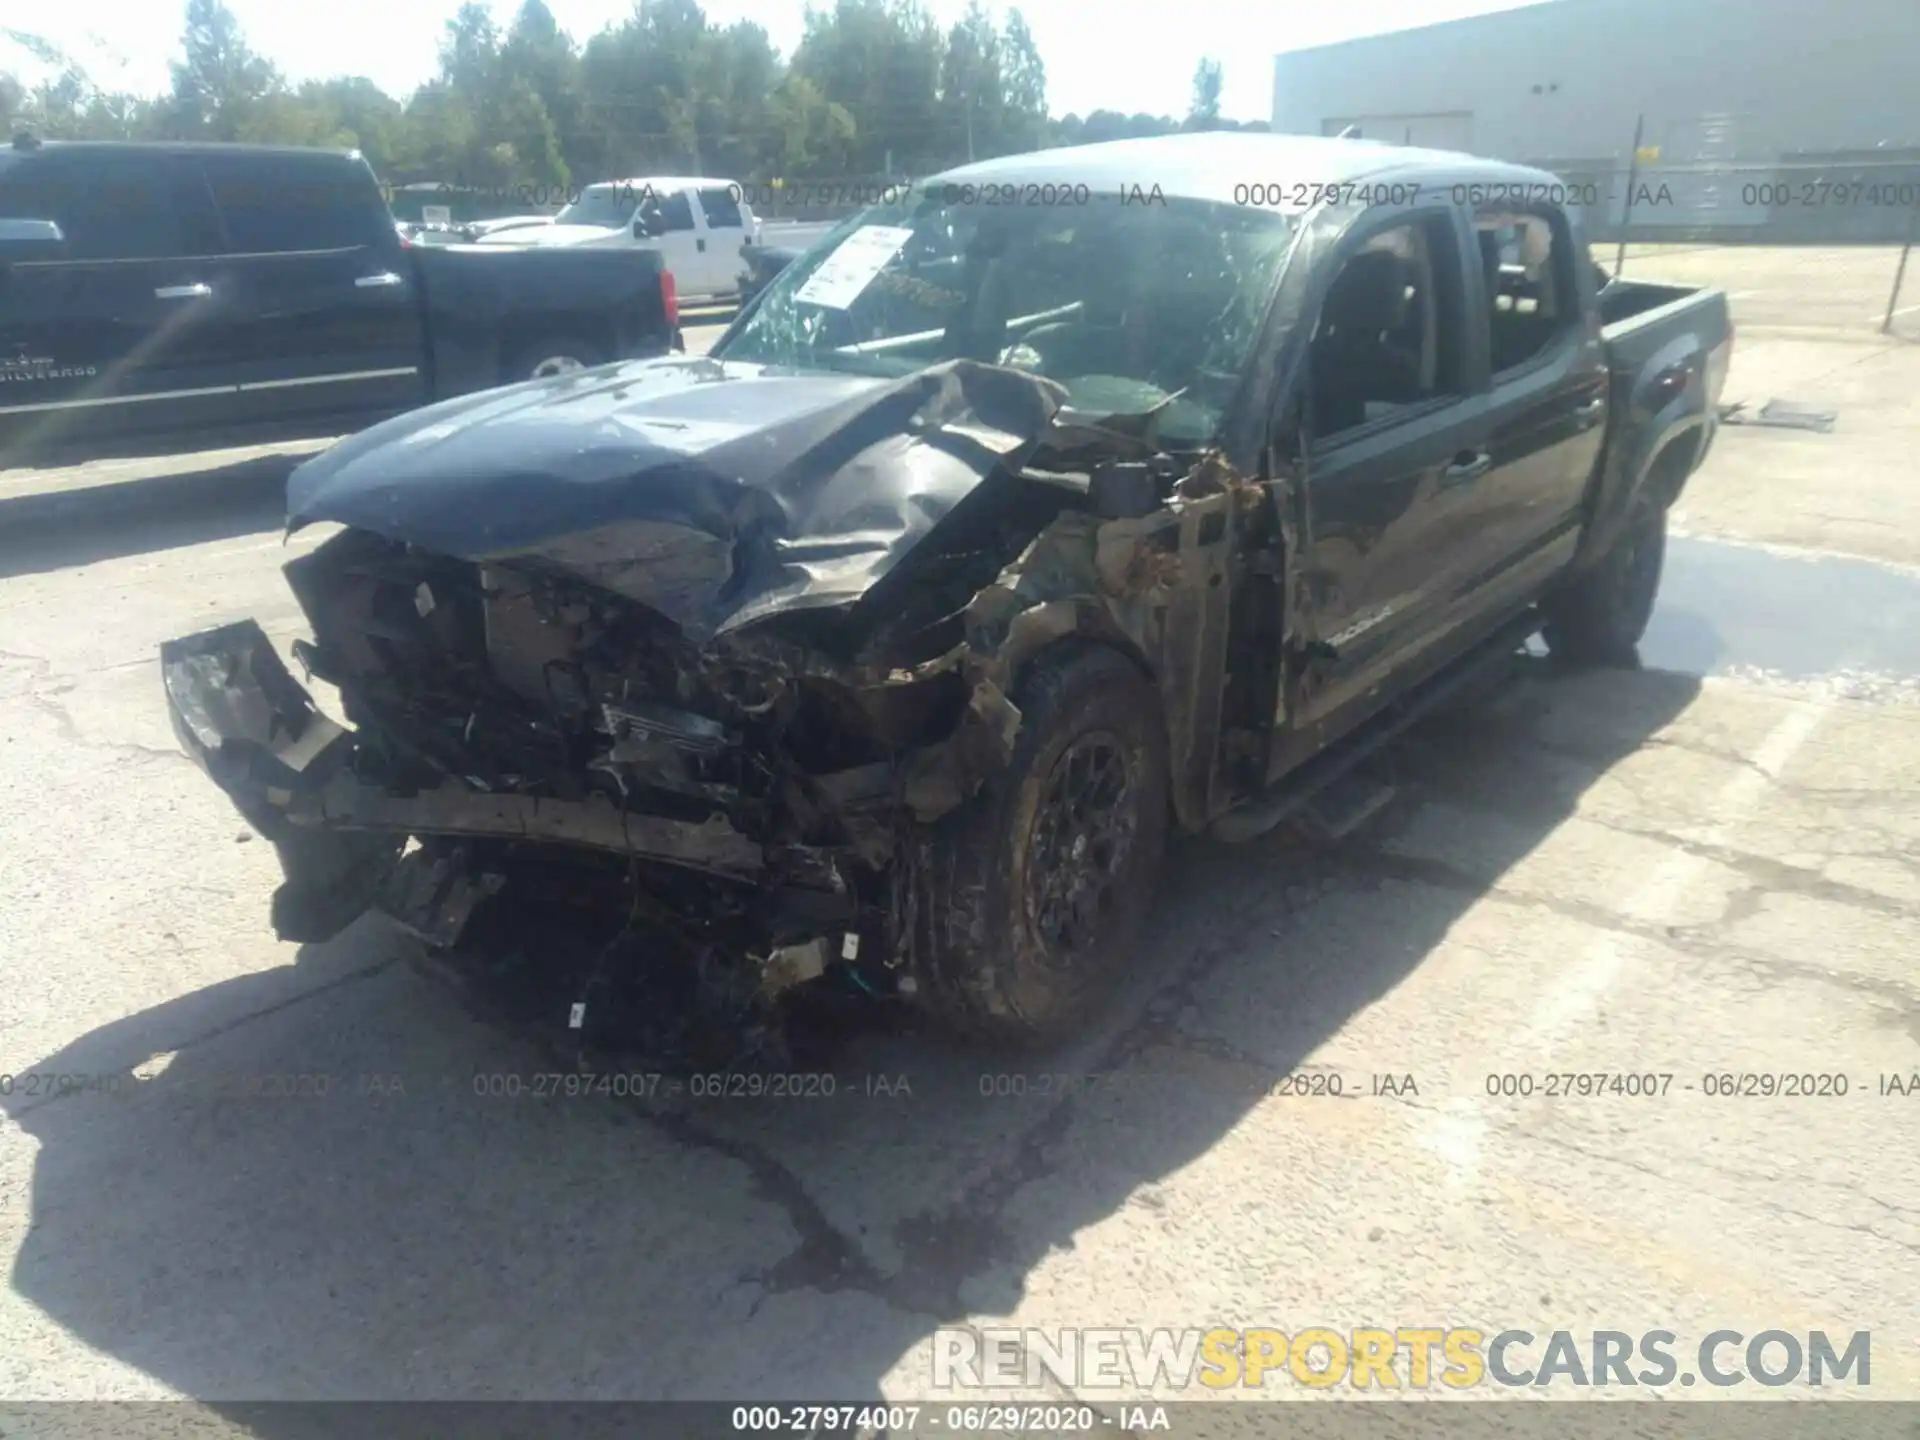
[161,358,1274,1054]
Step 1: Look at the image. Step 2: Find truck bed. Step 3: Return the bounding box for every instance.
[1578,274,1732,570]
[1598,277,1716,332]
[1596,277,1730,379]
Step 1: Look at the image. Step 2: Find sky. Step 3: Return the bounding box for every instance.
[5,0,1558,127]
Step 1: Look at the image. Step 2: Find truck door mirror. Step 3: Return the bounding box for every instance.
[633,210,663,239]
[0,218,68,264]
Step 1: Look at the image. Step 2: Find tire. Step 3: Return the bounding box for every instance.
[1543,488,1668,666]
[509,335,605,382]
[910,645,1171,1048]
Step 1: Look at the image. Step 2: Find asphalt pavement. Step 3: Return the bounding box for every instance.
[0,323,1916,1416]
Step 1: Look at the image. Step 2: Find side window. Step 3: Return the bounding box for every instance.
[1307,213,1467,443]
[636,188,695,234]
[1474,206,1576,375]
[657,189,695,232]
[697,187,744,228]
[202,159,379,253]
[3,154,188,261]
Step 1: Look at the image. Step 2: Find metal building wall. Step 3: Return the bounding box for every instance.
[1270,0,1920,240]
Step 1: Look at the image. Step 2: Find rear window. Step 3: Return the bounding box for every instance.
[698,187,744,228]
[200,157,383,253]
[0,151,189,260]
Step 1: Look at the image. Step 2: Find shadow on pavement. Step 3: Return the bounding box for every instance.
[0,658,1700,1423]
[0,451,312,581]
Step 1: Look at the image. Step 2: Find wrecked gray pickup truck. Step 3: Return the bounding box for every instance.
[162,133,1730,1051]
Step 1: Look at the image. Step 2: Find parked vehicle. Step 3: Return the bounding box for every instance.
[461,214,556,241]
[160,132,1730,1056]
[474,176,759,302]
[383,180,562,237]
[736,240,804,307]
[0,137,682,465]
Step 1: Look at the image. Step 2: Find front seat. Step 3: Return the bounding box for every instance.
[1310,250,1424,436]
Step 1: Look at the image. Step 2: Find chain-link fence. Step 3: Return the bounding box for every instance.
[1528,155,1920,246]
[746,177,913,223]
[1525,148,1920,338]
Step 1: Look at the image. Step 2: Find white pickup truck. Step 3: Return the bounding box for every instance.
[473,176,759,302]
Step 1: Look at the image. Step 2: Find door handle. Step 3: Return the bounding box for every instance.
[696,238,707,252]
[155,283,211,299]
[1442,450,1492,485]
[1575,397,1605,428]
[355,272,404,288]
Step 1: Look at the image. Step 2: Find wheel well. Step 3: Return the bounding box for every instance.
[498,319,612,380]
[1003,635,1173,809]
[1642,430,1701,511]
[1007,635,1158,711]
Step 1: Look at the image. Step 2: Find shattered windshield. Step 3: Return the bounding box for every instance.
[554,183,640,228]
[714,186,1299,445]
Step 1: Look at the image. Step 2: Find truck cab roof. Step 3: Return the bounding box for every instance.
[600,176,740,192]
[929,131,1563,212]
[3,138,367,166]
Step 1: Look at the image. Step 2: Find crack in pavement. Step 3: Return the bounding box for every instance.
[1330,844,1920,1017]
[1374,1093,1920,1249]
[19,688,189,765]
[2,955,406,1120]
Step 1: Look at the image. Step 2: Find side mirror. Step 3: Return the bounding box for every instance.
[632,211,662,239]
[0,218,67,264]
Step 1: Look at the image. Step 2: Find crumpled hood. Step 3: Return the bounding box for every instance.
[287,356,1067,643]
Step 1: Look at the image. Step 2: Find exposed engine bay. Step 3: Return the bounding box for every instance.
[161,358,1273,1066]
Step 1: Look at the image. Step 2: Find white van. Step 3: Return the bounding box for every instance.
[474,177,760,302]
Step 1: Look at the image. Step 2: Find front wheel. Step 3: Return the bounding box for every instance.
[909,646,1170,1048]
[1543,490,1668,665]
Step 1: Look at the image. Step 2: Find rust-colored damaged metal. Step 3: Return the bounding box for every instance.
[157,353,1271,1054]
[909,449,1263,831]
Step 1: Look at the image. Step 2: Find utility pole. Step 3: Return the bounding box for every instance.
[1615,112,1646,276]
[966,87,975,162]
[1885,198,1918,334]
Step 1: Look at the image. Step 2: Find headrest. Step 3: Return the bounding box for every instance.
[1323,249,1409,333]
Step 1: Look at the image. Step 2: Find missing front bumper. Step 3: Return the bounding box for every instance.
[160,619,767,943]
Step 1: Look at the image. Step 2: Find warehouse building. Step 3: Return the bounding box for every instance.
[1270,0,1920,240]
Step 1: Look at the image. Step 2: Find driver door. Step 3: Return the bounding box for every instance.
[1284,207,1492,737]
[640,188,708,298]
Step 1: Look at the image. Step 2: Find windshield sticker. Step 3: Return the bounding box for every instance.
[794,225,915,310]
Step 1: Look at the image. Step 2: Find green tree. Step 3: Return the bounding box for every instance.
[578,0,713,176]
[1056,108,1178,147]
[4,29,155,138]
[397,80,481,181]
[999,10,1048,153]
[161,0,285,139]
[939,2,1002,162]
[500,0,580,181]
[760,72,855,180]
[440,2,501,95]
[1,71,25,132]
[496,73,566,184]
[1185,56,1222,130]
[793,0,944,175]
[299,77,407,170]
